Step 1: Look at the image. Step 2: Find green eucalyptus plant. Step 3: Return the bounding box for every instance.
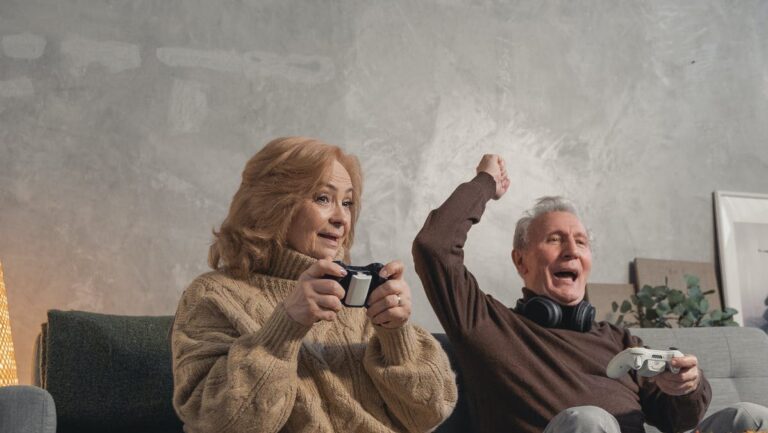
[611,275,739,328]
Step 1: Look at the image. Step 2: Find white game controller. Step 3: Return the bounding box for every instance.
[606,347,684,379]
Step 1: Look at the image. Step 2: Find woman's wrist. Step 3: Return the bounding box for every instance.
[374,324,419,365]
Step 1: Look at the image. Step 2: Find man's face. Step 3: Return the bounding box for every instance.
[512,211,592,306]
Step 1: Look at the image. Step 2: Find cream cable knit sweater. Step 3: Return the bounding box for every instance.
[171,247,457,433]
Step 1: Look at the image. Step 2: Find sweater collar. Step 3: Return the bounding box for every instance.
[521,287,538,301]
[265,246,346,281]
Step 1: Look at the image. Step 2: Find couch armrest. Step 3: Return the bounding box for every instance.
[0,385,56,433]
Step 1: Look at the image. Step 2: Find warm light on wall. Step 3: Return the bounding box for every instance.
[0,260,19,386]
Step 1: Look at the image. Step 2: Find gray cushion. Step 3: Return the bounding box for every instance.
[42,310,181,433]
[0,385,56,433]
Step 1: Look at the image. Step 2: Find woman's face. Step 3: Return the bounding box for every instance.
[286,160,354,260]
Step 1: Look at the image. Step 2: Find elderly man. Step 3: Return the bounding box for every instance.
[412,154,768,433]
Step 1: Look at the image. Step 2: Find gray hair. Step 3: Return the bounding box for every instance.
[513,196,588,250]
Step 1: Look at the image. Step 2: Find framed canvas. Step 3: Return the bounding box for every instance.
[633,258,722,312]
[714,191,768,328]
[586,283,636,324]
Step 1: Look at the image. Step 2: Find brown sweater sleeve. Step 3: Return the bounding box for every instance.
[628,332,712,433]
[411,172,498,338]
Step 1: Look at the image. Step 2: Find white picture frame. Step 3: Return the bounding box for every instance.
[714,191,768,328]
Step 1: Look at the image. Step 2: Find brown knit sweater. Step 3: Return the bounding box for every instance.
[412,173,711,433]
[171,247,457,433]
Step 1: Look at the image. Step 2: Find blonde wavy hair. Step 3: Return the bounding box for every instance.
[209,137,362,279]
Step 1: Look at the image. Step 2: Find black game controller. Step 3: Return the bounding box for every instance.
[325,261,388,307]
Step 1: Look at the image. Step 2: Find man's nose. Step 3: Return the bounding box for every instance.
[561,238,580,259]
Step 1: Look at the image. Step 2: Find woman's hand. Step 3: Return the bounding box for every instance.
[366,260,412,328]
[284,259,346,327]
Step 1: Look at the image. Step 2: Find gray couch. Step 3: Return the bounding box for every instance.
[631,327,768,433]
[1,310,766,433]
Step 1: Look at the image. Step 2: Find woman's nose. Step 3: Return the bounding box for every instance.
[329,203,349,226]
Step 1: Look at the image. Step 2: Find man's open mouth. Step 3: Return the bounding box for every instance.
[553,270,578,282]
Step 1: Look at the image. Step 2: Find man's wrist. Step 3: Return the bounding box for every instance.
[474,171,497,193]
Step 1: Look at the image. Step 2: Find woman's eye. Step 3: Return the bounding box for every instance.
[342,200,354,208]
[314,195,330,204]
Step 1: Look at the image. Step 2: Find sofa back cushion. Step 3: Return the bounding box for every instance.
[41,310,182,433]
[432,333,472,433]
[38,311,472,433]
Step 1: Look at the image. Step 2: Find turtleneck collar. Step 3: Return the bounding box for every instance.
[262,246,347,281]
[520,287,590,309]
[521,287,539,301]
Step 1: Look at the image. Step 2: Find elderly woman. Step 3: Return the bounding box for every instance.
[171,137,457,433]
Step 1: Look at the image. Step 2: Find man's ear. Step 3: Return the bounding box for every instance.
[512,249,526,276]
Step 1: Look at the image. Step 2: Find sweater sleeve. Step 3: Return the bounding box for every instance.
[629,333,712,433]
[171,276,311,433]
[411,172,498,338]
[363,323,458,433]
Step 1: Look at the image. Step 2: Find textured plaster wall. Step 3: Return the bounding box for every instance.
[2,0,768,384]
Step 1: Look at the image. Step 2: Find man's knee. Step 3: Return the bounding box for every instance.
[544,406,621,433]
[699,402,768,432]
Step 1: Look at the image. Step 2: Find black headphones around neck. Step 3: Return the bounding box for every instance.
[514,295,595,333]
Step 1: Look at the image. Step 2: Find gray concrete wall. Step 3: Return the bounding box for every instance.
[2,0,767,384]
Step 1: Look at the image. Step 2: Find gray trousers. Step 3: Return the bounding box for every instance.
[543,402,768,433]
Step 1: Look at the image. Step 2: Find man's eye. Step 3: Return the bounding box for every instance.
[548,236,561,243]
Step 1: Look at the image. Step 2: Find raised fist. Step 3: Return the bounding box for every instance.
[476,154,510,200]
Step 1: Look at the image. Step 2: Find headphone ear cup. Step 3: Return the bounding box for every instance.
[569,301,595,332]
[523,297,562,328]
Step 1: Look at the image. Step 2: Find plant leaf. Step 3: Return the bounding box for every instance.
[688,286,702,299]
[620,300,632,313]
[668,290,685,305]
[653,285,668,297]
[638,294,654,308]
[672,304,686,315]
[699,298,709,313]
